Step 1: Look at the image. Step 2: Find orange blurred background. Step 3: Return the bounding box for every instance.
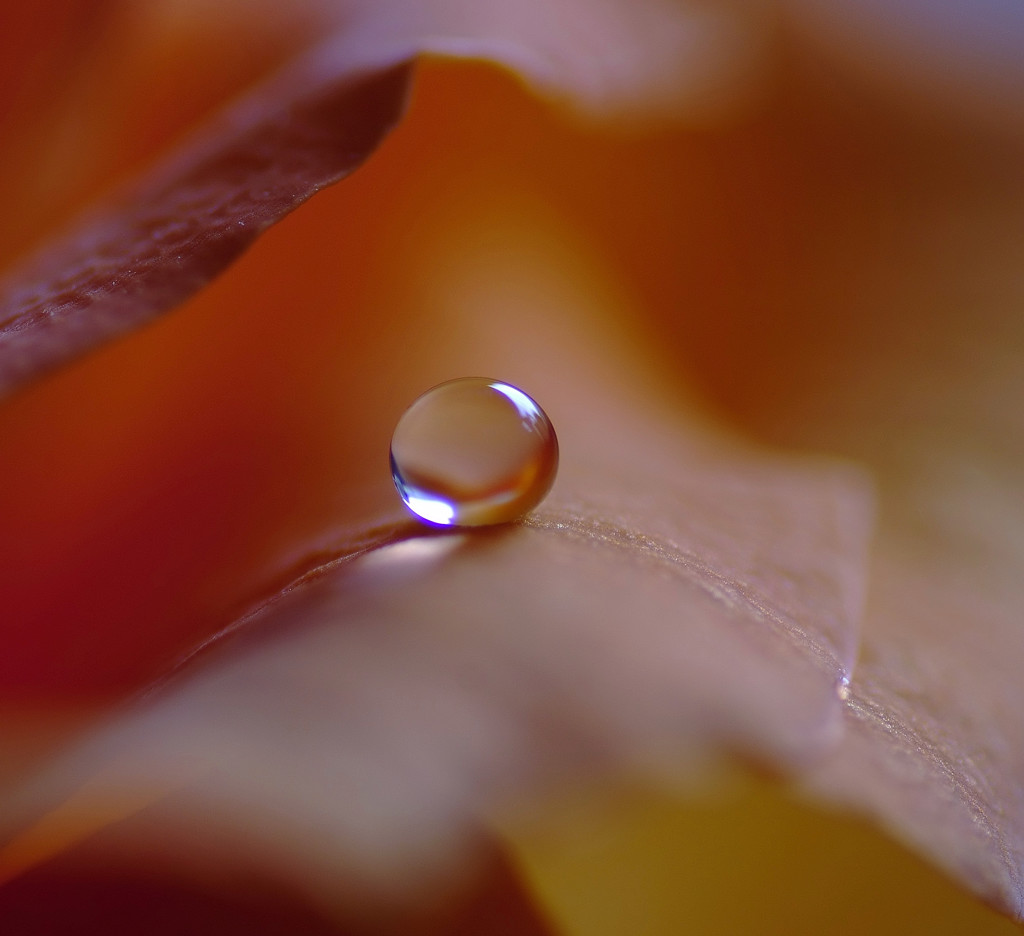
[1,3,1022,933]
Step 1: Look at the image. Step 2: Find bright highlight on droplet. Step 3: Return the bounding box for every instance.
[406,495,455,526]
[390,377,559,527]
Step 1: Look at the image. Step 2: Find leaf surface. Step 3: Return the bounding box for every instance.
[0,373,872,919]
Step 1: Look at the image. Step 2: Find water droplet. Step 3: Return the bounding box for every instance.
[390,377,559,527]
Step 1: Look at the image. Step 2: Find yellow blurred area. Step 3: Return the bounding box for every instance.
[509,776,1022,936]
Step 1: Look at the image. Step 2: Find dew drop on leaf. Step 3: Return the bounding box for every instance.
[390,377,558,527]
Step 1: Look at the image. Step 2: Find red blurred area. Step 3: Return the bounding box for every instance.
[0,867,342,936]
[0,832,554,935]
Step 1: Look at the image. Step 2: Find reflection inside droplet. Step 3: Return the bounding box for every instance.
[390,377,559,527]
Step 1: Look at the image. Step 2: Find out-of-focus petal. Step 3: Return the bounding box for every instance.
[315,0,764,120]
[0,60,412,397]
[786,0,1024,133]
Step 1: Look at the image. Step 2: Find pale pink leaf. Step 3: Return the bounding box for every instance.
[0,405,871,919]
